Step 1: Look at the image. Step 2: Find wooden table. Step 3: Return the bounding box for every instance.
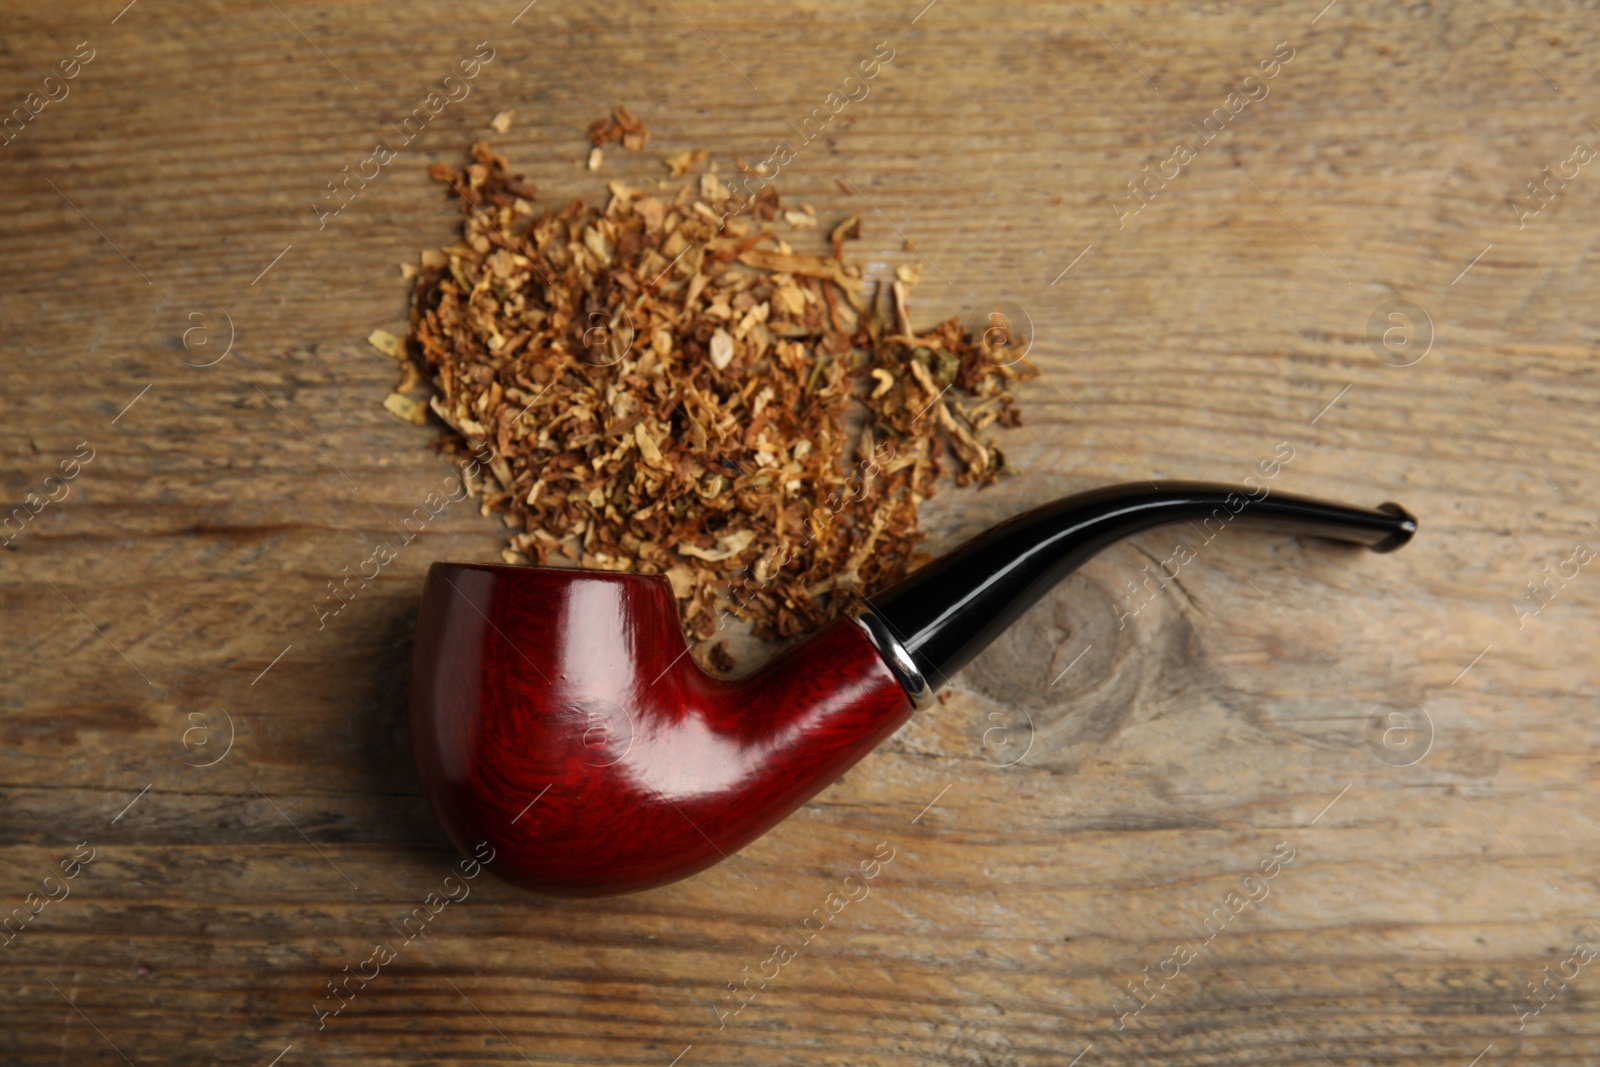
[4,1,1598,1063]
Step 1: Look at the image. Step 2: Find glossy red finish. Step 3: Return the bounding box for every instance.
[409,563,913,897]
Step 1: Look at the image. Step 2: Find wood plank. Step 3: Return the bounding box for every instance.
[3,0,1600,1063]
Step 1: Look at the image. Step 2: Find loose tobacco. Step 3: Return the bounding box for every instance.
[377,130,1033,665]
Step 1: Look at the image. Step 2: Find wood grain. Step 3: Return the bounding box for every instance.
[3,0,1599,1063]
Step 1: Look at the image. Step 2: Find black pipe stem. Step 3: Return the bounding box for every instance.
[867,481,1416,689]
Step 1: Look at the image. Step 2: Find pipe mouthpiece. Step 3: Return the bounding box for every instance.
[1370,502,1419,553]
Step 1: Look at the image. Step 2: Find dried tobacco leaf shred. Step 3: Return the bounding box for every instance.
[387,132,1034,664]
[588,106,649,152]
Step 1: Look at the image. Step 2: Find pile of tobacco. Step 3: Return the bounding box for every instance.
[377,120,1033,666]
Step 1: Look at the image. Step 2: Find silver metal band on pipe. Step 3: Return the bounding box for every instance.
[852,611,936,711]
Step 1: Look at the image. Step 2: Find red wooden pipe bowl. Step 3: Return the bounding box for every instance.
[409,563,913,897]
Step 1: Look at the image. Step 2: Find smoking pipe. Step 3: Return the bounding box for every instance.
[410,481,1414,897]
